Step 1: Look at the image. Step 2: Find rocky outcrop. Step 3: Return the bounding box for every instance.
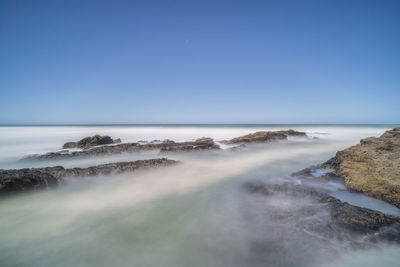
[243,182,400,243]
[22,130,310,161]
[0,158,178,195]
[160,137,220,152]
[24,137,221,160]
[225,129,307,144]
[62,135,121,149]
[23,129,310,161]
[322,127,400,208]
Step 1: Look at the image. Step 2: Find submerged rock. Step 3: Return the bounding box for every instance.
[321,127,400,208]
[62,134,121,149]
[225,129,307,144]
[243,182,400,243]
[229,144,247,151]
[0,158,178,195]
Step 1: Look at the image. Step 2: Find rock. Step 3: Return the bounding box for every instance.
[321,127,400,208]
[77,135,114,148]
[0,168,62,194]
[0,158,178,195]
[159,137,220,152]
[25,137,221,160]
[230,144,247,151]
[62,135,121,149]
[284,129,308,137]
[62,142,77,149]
[25,130,309,160]
[291,166,341,182]
[162,139,176,145]
[226,129,307,144]
[243,182,400,242]
[194,137,214,145]
[25,143,142,160]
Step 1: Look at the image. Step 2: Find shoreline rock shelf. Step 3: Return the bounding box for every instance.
[321,127,400,208]
[0,158,178,195]
[241,128,400,247]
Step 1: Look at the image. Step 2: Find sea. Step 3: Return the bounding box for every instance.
[0,124,399,267]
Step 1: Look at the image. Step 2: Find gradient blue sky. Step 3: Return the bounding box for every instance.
[1,0,399,124]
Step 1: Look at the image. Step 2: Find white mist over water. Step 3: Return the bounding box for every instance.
[0,125,399,267]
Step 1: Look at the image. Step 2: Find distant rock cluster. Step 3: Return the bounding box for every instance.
[23,129,308,160]
[25,137,222,160]
[1,129,309,195]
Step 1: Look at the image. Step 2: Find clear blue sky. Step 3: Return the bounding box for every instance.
[1,0,399,124]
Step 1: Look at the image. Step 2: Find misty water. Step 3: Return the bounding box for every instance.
[0,125,399,267]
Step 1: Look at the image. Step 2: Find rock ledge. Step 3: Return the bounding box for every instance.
[226,129,307,144]
[63,134,121,149]
[322,127,400,208]
[0,158,178,195]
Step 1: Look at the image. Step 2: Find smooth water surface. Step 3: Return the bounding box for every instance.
[0,125,399,267]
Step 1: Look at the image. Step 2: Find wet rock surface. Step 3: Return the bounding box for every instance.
[24,137,221,160]
[225,129,307,144]
[243,181,400,244]
[321,127,400,208]
[159,137,220,152]
[23,130,309,161]
[62,134,121,149]
[0,158,178,195]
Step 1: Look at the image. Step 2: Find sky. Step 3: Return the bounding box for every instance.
[0,0,399,124]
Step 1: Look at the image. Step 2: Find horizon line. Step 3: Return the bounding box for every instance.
[1,123,399,127]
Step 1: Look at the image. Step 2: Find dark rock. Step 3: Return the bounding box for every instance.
[0,169,61,194]
[243,182,400,243]
[62,135,121,149]
[291,167,314,177]
[162,139,176,145]
[62,142,77,149]
[230,144,247,151]
[0,158,178,195]
[26,130,309,160]
[26,137,221,160]
[291,166,341,182]
[160,137,220,152]
[226,129,307,144]
[78,135,114,148]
